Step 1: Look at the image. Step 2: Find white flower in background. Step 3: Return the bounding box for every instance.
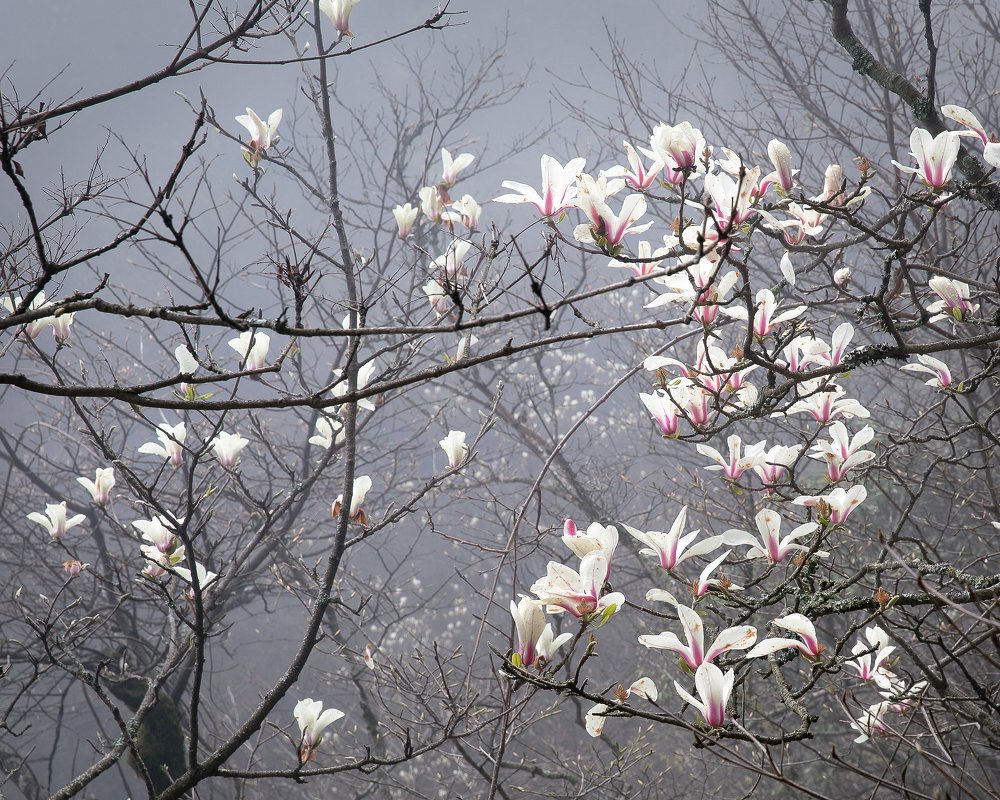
[723,508,826,564]
[393,202,419,238]
[808,422,876,482]
[309,415,345,449]
[138,421,187,467]
[585,677,658,737]
[794,484,868,525]
[890,127,971,189]
[745,613,823,660]
[330,359,378,412]
[494,154,587,217]
[846,625,896,689]
[2,291,54,339]
[442,194,482,231]
[529,551,624,619]
[899,354,953,389]
[209,430,249,469]
[294,698,345,762]
[172,561,218,592]
[235,107,282,166]
[639,603,756,668]
[673,661,735,729]
[850,700,893,743]
[318,0,360,36]
[418,185,446,223]
[51,312,75,345]
[696,434,768,481]
[784,379,870,424]
[439,430,468,468]
[623,505,725,571]
[440,147,475,187]
[27,501,85,541]
[175,344,198,375]
[77,467,115,506]
[331,475,373,526]
[228,330,270,371]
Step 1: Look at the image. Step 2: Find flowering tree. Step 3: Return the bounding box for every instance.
[2,1,999,798]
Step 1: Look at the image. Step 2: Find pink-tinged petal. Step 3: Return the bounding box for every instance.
[704,625,757,663]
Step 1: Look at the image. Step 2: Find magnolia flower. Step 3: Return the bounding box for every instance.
[529,551,624,619]
[138,421,187,467]
[330,358,378,412]
[704,166,760,230]
[331,475,373,526]
[745,613,823,660]
[423,278,451,318]
[723,508,825,563]
[891,127,971,189]
[173,561,219,592]
[639,389,685,437]
[2,291,53,339]
[899,354,952,389]
[535,622,573,664]
[753,443,802,490]
[723,288,806,338]
[431,238,473,285]
[63,559,88,577]
[623,505,725,571]
[784,379,870,424]
[510,596,546,666]
[175,345,198,375]
[209,430,249,469]
[696,434,768,481]
[846,625,896,689]
[834,267,852,287]
[28,501,85,541]
[794,484,867,525]
[235,107,282,165]
[363,644,376,670]
[133,514,181,555]
[639,603,756,669]
[51,312,75,345]
[585,677,658,737]
[77,467,115,506]
[228,330,270,371]
[510,597,571,668]
[927,276,978,321]
[799,323,855,369]
[393,203,419,238]
[573,186,653,249]
[294,698,345,762]
[941,103,1000,167]
[609,238,671,276]
[440,147,474,187]
[561,521,618,582]
[767,139,795,192]
[850,700,893,743]
[808,422,876,482]
[418,185,446,223]
[439,430,468,468]
[442,194,482,231]
[494,154,587,217]
[673,661,734,729]
[880,678,928,714]
[693,549,743,598]
[309,415,345,449]
[819,164,845,205]
[650,121,704,173]
[605,140,664,190]
[318,0,359,36]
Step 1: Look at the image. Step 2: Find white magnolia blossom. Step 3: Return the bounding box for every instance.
[439,430,469,468]
[673,661,734,729]
[309,415,345,449]
[175,344,198,375]
[331,475,373,526]
[318,0,360,36]
[722,508,826,564]
[228,331,270,371]
[27,501,85,541]
[639,603,756,669]
[623,505,725,571]
[745,613,823,660]
[392,202,418,238]
[440,147,475,187]
[77,467,115,506]
[585,677,658,737]
[137,421,187,467]
[529,551,624,619]
[209,430,249,469]
[794,484,868,525]
[293,697,345,762]
[900,354,953,389]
